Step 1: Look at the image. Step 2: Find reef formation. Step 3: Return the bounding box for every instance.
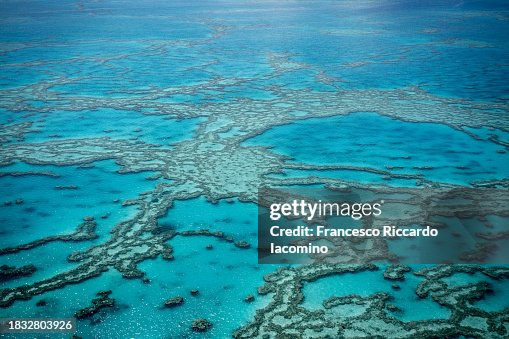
[0,10,508,338]
[233,264,509,338]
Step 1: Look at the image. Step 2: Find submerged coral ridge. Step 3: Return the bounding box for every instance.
[0,217,98,255]
[234,264,509,338]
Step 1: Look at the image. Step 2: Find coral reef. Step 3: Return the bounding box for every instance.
[384,265,411,281]
[0,20,507,337]
[74,290,115,320]
[244,294,255,303]
[164,296,184,308]
[0,264,36,282]
[234,264,509,338]
[0,218,98,256]
[192,318,212,332]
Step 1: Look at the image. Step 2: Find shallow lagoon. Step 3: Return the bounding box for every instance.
[246,112,509,185]
[0,160,159,247]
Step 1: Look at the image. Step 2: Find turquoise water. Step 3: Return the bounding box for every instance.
[0,160,157,247]
[301,269,451,321]
[4,243,274,338]
[21,109,203,146]
[246,112,509,185]
[158,197,257,237]
[1,0,509,338]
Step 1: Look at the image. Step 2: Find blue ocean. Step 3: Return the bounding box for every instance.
[1,0,508,338]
